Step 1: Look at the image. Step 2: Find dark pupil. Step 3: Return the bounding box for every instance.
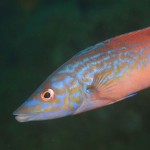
[44,92,51,98]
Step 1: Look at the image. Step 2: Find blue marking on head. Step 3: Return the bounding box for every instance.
[24,100,39,107]
[41,103,50,109]
[71,102,80,109]
[41,95,65,109]
[72,62,81,71]
[66,64,73,72]
[72,91,80,98]
[63,76,73,85]
[78,66,88,75]
[55,94,66,101]
[51,81,64,89]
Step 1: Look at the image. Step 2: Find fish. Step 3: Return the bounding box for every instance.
[13,27,150,122]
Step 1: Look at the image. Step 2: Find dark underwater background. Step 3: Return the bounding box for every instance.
[1,0,150,150]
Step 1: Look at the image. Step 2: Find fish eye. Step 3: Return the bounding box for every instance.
[41,89,55,101]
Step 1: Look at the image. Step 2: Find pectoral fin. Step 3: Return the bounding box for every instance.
[86,71,118,101]
[75,72,137,115]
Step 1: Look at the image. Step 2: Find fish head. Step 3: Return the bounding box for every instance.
[13,71,83,122]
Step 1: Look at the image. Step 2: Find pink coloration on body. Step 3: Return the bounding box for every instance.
[14,27,150,122]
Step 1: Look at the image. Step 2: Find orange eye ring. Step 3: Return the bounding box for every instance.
[41,89,55,101]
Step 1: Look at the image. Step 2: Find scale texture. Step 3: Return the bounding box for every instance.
[14,27,150,122]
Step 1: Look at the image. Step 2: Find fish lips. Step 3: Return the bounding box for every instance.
[13,110,71,122]
[13,111,39,122]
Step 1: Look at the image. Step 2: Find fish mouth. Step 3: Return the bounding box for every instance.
[13,111,39,122]
[13,114,33,122]
[13,110,66,122]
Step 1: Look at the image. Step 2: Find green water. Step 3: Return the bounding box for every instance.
[1,0,150,150]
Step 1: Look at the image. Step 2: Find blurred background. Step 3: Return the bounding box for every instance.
[1,0,150,150]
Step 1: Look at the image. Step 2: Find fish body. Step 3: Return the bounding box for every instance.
[14,27,150,122]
